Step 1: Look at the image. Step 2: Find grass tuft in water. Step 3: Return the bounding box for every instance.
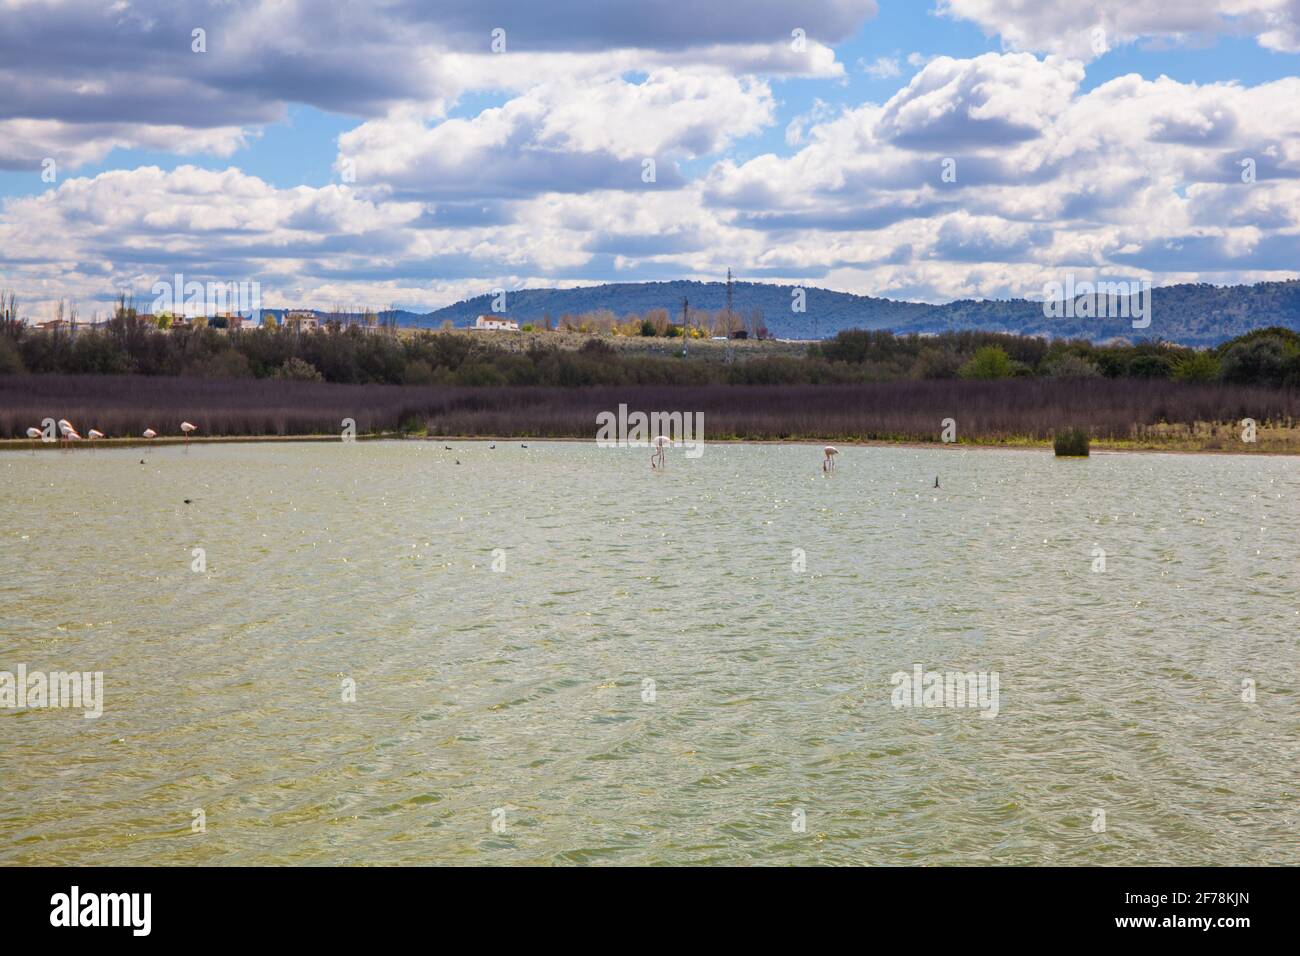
[1054,427,1090,457]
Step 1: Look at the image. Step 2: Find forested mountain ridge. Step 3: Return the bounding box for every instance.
[414,279,1300,346]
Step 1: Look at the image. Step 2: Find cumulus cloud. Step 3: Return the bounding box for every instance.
[704,54,1300,299]
[0,163,739,317]
[859,55,902,78]
[877,53,1083,149]
[938,0,1300,58]
[1,3,1298,315]
[337,71,773,200]
[0,0,866,169]
[404,0,878,50]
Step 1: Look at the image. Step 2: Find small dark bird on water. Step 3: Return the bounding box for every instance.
[183,498,192,504]
[455,460,460,465]
[444,445,451,450]
[520,443,528,448]
[139,459,145,464]
[934,477,940,489]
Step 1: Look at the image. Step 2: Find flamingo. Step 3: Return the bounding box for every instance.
[25,426,41,453]
[822,445,839,473]
[87,428,104,451]
[651,435,671,469]
[58,420,81,450]
[142,428,157,440]
[181,421,197,446]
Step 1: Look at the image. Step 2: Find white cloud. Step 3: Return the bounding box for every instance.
[938,0,1300,58]
[338,70,775,200]
[0,0,861,170]
[2,9,1298,317]
[860,55,902,78]
[877,53,1083,148]
[703,53,1300,298]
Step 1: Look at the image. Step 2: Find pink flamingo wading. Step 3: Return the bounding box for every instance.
[651,435,671,469]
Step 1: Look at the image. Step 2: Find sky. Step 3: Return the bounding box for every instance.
[2,0,1299,320]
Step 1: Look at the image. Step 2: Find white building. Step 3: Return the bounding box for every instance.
[473,315,519,331]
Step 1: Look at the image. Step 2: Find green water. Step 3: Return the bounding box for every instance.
[1,441,1295,865]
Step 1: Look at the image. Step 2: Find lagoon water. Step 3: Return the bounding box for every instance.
[1,441,1296,865]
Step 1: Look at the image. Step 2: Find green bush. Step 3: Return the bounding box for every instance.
[0,334,25,374]
[399,414,427,436]
[1042,353,1101,379]
[188,350,252,379]
[913,348,962,379]
[272,357,324,381]
[1219,335,1289,387]
[959,345,1015,379]
[402,358,434,385]
[1171,350,1220,382]
[1127,353,1174,379]
[1054,427,1090,457]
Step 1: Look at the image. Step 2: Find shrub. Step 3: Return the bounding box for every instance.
[1219,336,1288,387]
[0,335,24,375]
[1054,427,1090,456]
[189,350,253,379]
[1171,350,1221,382]
[402,358,434,385]
[272,357,324,381]
[1127,353,1174,379]
[959,345,1015,379]
[1042,353,1101,379]
[399,413,427,436]
[913,349,962,379]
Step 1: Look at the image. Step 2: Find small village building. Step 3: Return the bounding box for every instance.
[473,315,519,331]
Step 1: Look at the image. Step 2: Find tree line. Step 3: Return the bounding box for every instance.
[1,294,1297,389]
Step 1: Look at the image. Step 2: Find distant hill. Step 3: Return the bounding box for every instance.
[418,280,931,338]
[412,279,1300,347]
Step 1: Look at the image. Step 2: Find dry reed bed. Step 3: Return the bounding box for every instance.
[1,374,1296,446]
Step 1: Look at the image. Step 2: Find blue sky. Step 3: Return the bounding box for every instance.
[2,0,1299,318]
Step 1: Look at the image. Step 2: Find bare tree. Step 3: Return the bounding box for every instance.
[646,307,669,336]
[0,289,21,336]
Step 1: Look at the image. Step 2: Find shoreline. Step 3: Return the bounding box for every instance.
[2,433,1295,456]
